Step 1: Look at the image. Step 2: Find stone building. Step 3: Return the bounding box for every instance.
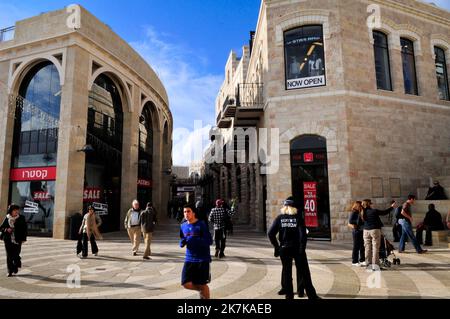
[0,6,173,239]
[201,0,450,240]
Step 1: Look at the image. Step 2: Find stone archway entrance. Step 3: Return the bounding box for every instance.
[290,134,331,240]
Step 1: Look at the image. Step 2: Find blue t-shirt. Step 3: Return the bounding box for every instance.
[180,220,212,263]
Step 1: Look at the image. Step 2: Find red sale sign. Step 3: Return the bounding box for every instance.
[83,188,102,202]
[137,179,152,188]
[304,182,318,227]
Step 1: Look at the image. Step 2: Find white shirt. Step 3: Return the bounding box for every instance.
[130,210,140,226]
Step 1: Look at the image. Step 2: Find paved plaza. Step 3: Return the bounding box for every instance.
[0,221,448,299]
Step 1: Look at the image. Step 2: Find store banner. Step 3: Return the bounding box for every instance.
[83,187,102,202]
[303,182,318,227]
[137,179,152,188]
[10,166,57,181]
[287,75,325,90]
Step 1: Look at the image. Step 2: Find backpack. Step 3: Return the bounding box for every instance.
[395,206,403,221]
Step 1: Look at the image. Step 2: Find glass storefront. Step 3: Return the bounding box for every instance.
[9,62,61,236]
[137,103,154,206]
[290,135,331,240]
[84,74,123,232]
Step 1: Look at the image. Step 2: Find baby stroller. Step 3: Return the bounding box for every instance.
[379,235,401,268]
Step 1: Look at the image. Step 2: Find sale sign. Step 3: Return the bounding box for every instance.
[83,188,102,202]
[303,182,318,227]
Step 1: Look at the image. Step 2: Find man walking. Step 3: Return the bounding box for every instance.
[208,199,234,258]
[180,204,212,299]
[124,200,142,256]
[398,195,427,254]
[140,202,158,260]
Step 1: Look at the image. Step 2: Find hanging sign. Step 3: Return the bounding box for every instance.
[10,167,57,181]
[304,182,318,227]
[24,200,39,214]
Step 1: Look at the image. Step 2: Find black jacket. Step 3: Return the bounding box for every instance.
[268,213,307,253]
[140,208,157,233]
[424,209,445,230]
[0,215,28,243]
[363,207,393,230]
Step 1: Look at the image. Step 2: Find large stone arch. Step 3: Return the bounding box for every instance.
[8,51,66,95]
[280,124,338,155]
[140,98,162,133]
[89,66,132,113]
[275,10,331,46]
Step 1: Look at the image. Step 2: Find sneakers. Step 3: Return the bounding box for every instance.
[359,261,368,267]
[418,249,428,254]
[133,252,137,256]
[143,256,151,260]
[352,263,360,266]
[94,253,98,256]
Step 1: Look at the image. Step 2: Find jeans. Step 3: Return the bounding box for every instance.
[399,219,423,252]
[82,233,98,257]
[214,229,226,255]
[352,229,365,264]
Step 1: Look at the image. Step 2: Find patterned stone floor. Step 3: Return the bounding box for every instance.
[0,221,448,299]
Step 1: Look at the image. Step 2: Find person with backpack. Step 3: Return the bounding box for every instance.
[140,202,158,260]
[392,205,403,242]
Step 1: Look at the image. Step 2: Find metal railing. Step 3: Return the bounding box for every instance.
[0,26,15,42]
[222,95,236,112]
[236,83,264,108]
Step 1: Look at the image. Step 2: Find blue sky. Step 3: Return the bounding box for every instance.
[1,0,449,166]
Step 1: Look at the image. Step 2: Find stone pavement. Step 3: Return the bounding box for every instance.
[0,220,448,299]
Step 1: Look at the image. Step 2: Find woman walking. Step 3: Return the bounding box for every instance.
[0,204,27,277]
[78,206,102,258]
[348,201,366,266]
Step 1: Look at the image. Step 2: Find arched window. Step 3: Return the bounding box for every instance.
[88,74,124,153]
[138,104,154,180]
[401,38,418,95]
[9,61,61,236]
[373,31,392,91]
[284,25,325,90]
[435,46,449,101]
[12,62,61,168]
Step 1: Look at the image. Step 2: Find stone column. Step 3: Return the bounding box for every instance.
[248,164,256,228]
[53,46,90,239]
[0,65,14,215]
[120,86,139,229]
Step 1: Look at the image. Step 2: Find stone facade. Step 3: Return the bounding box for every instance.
[203,0,450,240]
[0,6,173,239]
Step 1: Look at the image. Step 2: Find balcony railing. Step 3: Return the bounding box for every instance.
[236,83,264,108]
[0,26,15,42]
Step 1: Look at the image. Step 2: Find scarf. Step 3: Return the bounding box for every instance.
[6,214,19,244]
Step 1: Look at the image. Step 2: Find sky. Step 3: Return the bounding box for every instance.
[1,0,449,167]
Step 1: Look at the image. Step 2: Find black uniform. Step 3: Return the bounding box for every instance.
[0,215,27,276]
[268,213,318,299]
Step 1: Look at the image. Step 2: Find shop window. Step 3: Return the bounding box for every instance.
[435,46,450,101]
[284,25,326,90]
[373,31,392,91]
[401,38,418,95]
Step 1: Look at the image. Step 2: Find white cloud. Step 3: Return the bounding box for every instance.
[172,124,213,167]
[130,26,222,167]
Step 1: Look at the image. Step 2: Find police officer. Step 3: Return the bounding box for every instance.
[268,198,320,299]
